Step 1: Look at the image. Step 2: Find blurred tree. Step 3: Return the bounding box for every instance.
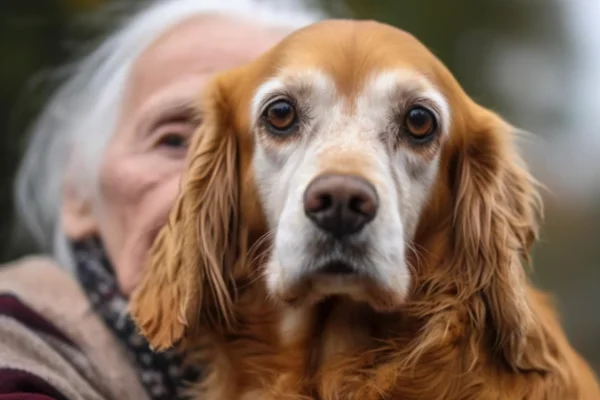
[0,0,110,260]
[1,1,69,260]
[318,0,566,112]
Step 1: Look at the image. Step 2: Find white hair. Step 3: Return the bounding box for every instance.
[14,0,323,270]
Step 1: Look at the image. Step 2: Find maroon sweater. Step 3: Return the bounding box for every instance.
[0,257,149,400]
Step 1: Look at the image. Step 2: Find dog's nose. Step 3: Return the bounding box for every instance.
[303,174,378,238]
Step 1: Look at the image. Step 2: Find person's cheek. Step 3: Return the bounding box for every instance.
[118,172,182,296]
[97,156,137,286]
[104,160,161,294]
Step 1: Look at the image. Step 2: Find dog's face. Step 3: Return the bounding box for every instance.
[250,22,454,310]
[131,20,539,367]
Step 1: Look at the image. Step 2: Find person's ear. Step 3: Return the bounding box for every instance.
[62,181,97,240]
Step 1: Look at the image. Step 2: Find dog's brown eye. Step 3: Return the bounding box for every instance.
[404,106,437,141]
[264,100,297,134]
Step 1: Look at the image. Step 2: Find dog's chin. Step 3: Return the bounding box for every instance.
[275,265,405,313]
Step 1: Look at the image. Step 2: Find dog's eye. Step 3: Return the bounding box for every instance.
[263,100,298,135]
[404,106,437,142]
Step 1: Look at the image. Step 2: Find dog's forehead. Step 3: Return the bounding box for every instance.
[224,20,469,137]
[265,20,449,96]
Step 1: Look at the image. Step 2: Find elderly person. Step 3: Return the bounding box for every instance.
[0,1,321,399]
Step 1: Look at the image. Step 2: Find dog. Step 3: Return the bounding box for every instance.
[130,20,600,399]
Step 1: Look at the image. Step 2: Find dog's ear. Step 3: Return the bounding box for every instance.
[450,107,543,370]
[129,78,239,351]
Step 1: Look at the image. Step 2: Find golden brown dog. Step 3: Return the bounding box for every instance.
[130,20,600,399]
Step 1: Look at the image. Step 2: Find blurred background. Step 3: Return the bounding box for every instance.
[0,0,598,371]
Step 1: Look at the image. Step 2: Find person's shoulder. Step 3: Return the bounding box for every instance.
[0,255,71,289]
[0,256,105,399]
[0,255,87,320]
[0,254,68,276]
[0,254,80,353]
[0,289,100,400]
[0,255,149,400]
[0,255,77,346]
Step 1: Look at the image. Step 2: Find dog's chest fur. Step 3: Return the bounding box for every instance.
[184,282,580,400]
[190,285,405,399]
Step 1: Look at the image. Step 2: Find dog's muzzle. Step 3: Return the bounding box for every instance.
[302,173,379,276]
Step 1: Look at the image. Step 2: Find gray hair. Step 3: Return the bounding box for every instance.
[14,0,323,270]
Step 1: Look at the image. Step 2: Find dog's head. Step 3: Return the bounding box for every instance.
[131,20,540,369]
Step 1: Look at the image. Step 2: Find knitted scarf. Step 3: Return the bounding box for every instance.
[72,237,200,400]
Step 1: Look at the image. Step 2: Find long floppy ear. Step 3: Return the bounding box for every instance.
[451,108,543,370]
[129,79,239,351]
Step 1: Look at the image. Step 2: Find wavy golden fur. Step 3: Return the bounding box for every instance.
[130,20,600,399]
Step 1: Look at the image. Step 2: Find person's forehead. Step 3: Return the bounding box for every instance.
[127,15,289,108]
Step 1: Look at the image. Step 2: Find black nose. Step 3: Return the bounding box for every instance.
[303,174,379,238]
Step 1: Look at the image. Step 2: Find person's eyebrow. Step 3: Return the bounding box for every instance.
[137,96,201,137]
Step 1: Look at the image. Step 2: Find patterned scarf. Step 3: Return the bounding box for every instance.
[72,237,201,400]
